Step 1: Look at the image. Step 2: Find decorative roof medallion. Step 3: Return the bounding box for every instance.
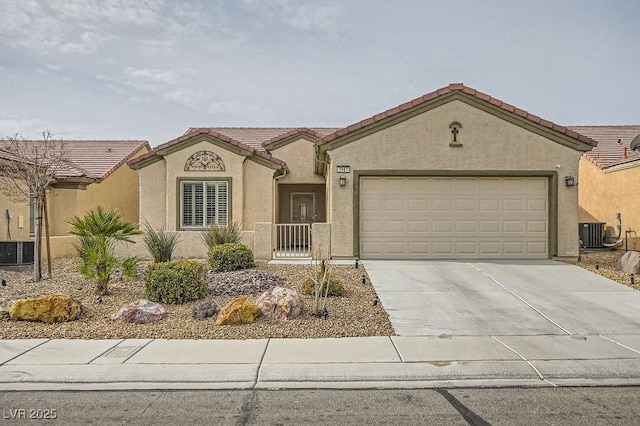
[184,150,225,171]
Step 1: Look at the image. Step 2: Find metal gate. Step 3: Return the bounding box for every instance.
[274,224,311,258]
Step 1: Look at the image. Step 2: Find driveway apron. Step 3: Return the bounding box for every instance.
[363,260,640,337]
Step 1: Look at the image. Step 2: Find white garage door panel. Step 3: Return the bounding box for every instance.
[360,176,549,259]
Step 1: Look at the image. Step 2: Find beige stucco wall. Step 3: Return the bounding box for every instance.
[0,176,31,241]
[48,162,143,237]
[136,136,276,246]
[243,159,276,229]
[270,138,324,184]
[326,99,585,259]
[113,229,255,260]
[137,159,167,229]
[579,157,640,249]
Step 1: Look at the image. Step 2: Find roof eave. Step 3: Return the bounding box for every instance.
[316,88,596,154]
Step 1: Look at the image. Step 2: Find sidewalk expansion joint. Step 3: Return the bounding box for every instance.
[599,335,640,355]
[491,336,550,384]
[468,263,572,336]
[254,338,270,388]
[87,339,125,364]
[0,339,51,366]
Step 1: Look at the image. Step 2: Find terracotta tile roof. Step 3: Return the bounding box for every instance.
[130,128,293,168]
[184,127,338,151]
[568,125,640,170]
[315,83,599,148]
[262,128,338,148]
[2,140,150,180]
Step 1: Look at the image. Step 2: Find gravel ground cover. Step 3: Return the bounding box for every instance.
[562,250,639,290]
[1,251,636,340]
[0,259,394,339]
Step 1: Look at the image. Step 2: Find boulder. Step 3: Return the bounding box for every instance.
[216,295,260,325]
[192,298,218,320]
[9,294,82,324]
[616,251,640,275]
[111,299,166,324]
[256,286,303,321]
[1,298,12,320]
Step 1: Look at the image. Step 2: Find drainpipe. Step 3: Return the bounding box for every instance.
[272,166,289,224]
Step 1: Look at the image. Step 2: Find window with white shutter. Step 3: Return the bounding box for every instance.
[180,181,228,228]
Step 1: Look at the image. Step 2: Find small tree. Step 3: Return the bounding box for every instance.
[0,130,67,282]
[67,206,141,295]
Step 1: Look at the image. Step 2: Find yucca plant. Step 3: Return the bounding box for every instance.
[67,206,141,295]
[142,219,180,263]
[199,221,242,250]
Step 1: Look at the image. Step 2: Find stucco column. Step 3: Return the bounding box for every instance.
[253,222,273,260]
[312,222,331,260]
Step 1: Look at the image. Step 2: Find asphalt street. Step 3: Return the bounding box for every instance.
[2,388,640,425]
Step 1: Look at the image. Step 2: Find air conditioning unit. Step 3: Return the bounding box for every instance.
[0,241,35,265]
[579,222,605,249]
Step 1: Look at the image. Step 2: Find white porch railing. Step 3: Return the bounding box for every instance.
[274,223,312,258]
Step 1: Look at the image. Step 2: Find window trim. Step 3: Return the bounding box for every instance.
[177,178,232,230]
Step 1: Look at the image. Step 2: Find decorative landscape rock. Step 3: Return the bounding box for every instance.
[111,299,166,324]
[208,269,285,296]
[216,295,260,325]
[616,251,640,274]
[256,286,303,321]
[192,298,218,320]
[9,294,82,324]
[1,298,13,320]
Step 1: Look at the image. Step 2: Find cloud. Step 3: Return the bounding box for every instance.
[0,0,226,55]
[124,67,175,84]
[241,0,343,34]
[0,117,50,139]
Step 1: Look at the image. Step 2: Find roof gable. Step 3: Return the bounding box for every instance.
[129,128,287,170]
[315,83,598,153]
[262,128,328,151]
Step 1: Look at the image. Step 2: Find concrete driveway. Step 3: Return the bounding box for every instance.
[364,260,640,337]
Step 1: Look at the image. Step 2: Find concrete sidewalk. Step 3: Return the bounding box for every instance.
[2,335,640,390]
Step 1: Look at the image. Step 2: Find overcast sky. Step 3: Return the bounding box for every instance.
[0,0,638,147]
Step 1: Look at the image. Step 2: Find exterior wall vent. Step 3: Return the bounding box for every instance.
[579,222,605,249]
[0,241,35,265]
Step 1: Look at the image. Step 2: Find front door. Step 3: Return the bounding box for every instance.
[291,193,315,223]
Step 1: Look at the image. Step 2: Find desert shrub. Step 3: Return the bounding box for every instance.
[142,219,180,263]
[121,257,140,281]
[300,277,345,297]
[208,243,255,272]
[145,260,207,304]
[200,222,242,250]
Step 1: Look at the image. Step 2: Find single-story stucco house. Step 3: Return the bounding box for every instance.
[127,83,597,261]
[0,140,150,260]
[569,125,640,250]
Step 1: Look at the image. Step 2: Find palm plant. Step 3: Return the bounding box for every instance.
[142,219,180,263]
[67,206,141,295]
[199,221,242,250]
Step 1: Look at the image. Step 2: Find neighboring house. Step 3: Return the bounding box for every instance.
[128,83,596,260]
[569,126,640,250]
[0,140,150,258]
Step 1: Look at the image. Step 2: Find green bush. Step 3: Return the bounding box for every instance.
[145,260,208,304]
[200,222,242,250]
[300,277,345,297]
[142,219,180,263]
[208,243,255,272]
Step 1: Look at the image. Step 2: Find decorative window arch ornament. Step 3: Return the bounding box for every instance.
[449,121,463,146]
[184,150,225,171]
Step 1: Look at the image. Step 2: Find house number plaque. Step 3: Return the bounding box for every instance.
[336,165,350,173]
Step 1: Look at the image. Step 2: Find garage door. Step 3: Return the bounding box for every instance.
[359,176,549,259]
